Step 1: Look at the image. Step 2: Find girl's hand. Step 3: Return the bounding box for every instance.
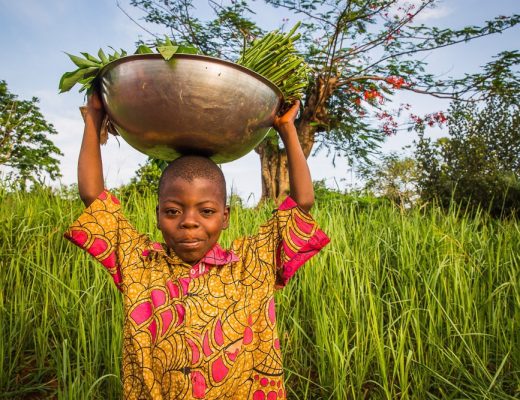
[85,90,105,122]
[273,100,300,136]
[273,100,314,211]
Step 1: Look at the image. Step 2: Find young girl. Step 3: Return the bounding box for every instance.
[65,92,329,399]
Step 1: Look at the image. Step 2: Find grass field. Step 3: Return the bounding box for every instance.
[1,186,519,399]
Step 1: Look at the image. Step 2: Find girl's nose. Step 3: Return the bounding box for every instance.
[179,211,199,228]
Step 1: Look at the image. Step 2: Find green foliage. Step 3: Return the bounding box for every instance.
[2,187,519,398]
[130,0,262,60]
[359,153,420,208]
[59,48,129,93]
[129,0,519,197]
[450,50,520,98]
[415,90,520,217]
[313,179,388,208]
[119,157,167,198]
[0,80,62,189]
[237,22,311,103]
[59,40,201,93]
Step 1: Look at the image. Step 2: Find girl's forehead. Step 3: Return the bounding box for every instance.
[160,177,226,204]
[166,176,218,190]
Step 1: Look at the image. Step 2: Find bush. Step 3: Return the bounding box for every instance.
[415,92,520,217]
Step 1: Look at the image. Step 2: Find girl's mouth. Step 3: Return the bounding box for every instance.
[178,240,203,248]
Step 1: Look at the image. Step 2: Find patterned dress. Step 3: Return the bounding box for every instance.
[65,191,329,399]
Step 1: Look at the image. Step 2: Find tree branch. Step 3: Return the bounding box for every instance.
[345,1,433,60]
[117,0,160,39]
[353,18,519,78]
[263,0,335,27]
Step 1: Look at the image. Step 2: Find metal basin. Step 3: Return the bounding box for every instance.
[99,54,283,163]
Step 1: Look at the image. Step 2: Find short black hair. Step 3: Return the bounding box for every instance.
[158,155,227,204]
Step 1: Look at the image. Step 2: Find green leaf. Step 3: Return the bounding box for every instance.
[265,127,277,139]
[108,47,121,61]
[59,67,99,93]
[65,53,100,68]
[157,45,179,61]
[164,36,174,46]
[81,52,101,64]
[59,69,82,92]
[98,48,109,64]
[176,45,201,55]
[78,75,96,85]
[135,44,154,54]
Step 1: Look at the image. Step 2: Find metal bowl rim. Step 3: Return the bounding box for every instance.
[99,53,284,101]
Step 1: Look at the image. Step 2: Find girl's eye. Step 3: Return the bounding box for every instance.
[201,209,215,216]
[165,209,180,216]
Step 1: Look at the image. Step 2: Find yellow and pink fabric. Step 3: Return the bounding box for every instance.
[65,191,329,399]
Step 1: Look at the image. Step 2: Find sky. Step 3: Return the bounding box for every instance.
[0,0,518,203]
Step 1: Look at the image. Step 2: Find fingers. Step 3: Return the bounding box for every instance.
[284,100,301,121]
[87,90,104,111]
[273,100,302,132]
[87,90,100,104]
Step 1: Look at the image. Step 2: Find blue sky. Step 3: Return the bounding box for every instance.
[0,0,518,201]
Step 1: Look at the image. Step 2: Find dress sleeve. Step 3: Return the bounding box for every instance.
[64,190,147,291]
[254,197,330,288]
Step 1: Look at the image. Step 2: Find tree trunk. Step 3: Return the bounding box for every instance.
[255,122,317,204]
[255,140,289,205]
[255,74,338,204]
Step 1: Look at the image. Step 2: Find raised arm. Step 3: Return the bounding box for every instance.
[273,101,314,212]
[78,91,105,207]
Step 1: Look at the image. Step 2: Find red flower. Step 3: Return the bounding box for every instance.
[410,114,423,125]
[417,111,448,129]
[363,89,384,104]
[435,111,447,124]
[385,76,406,89]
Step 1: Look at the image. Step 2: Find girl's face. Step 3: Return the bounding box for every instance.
[156,176,229,265]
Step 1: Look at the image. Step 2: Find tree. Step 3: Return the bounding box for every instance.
[121,157,167,195]
[359,152,420,208]
[414,76,520,216]
[0,80,62,189]
[126,0,519,202]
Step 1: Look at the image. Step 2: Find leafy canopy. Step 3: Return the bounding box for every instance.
[0,80,62,189]
[415,85,520,217]
[128,0,519,160]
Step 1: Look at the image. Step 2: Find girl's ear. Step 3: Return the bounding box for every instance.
[156,205,160,229]
[222,205,230,230]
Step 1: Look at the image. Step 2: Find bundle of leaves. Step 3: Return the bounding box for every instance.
[59,25,311,105]
[237,22,311,104]
[58,38,200,93]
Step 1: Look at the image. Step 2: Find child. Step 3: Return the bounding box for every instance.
[65,91,329,399]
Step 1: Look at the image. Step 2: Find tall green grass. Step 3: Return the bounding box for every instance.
[1,187,519,399]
